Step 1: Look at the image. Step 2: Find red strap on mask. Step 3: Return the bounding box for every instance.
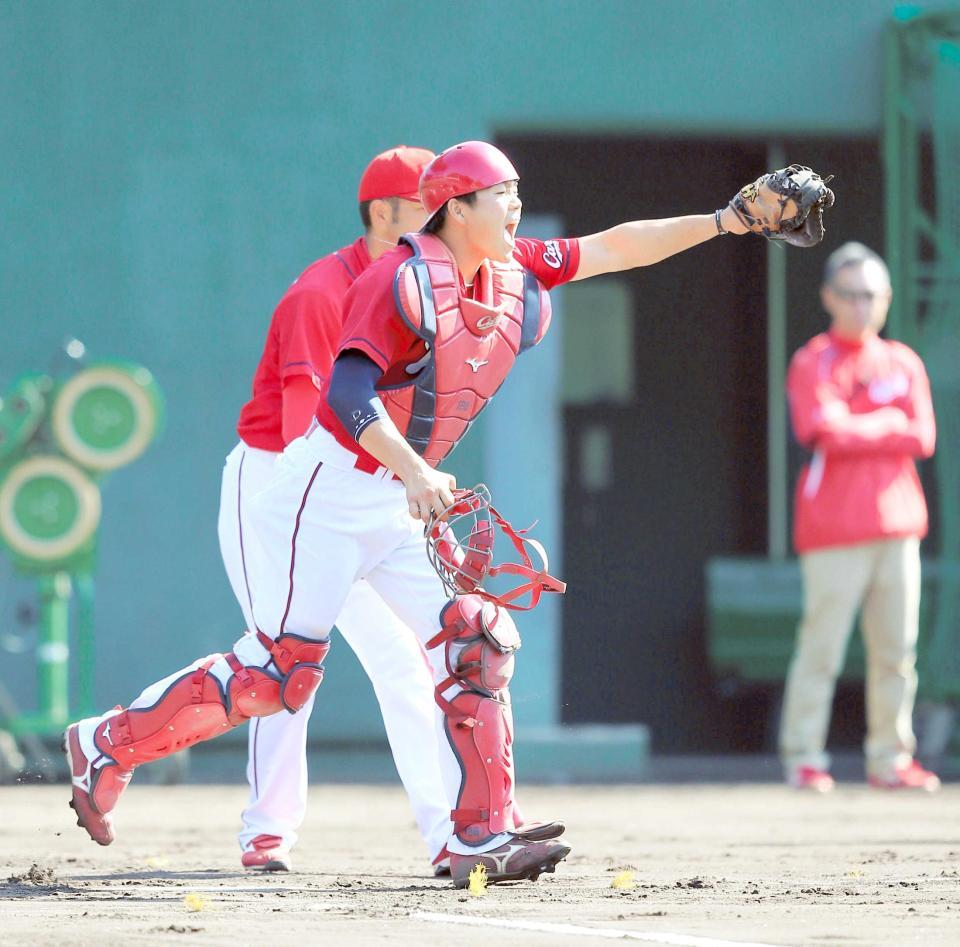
[482,503,566,610]
[426,485,566,612]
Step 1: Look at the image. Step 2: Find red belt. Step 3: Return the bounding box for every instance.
[352,452,401,482]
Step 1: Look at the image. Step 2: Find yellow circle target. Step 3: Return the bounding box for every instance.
[0,455,101,563]
[52,365,160,472]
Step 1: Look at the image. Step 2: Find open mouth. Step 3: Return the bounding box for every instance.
[504,220,519,246]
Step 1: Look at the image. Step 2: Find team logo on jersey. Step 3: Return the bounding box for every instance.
[466,357,489,373]
[542,240,563,269]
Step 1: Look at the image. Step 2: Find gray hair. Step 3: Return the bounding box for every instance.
[823,241,890,286]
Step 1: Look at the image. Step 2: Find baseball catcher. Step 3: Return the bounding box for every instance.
[64,139,840,892]
[725,165,835,247]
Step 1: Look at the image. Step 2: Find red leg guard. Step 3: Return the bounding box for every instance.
[446,690,517,845]
[428,596,521,847]
[94,634,329,768]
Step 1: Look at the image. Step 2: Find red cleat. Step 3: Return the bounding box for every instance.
[63,721,132,846]
[869,760,941,792]
[432,845,451,877]
[241,834,292,871]
[787,765,835,792]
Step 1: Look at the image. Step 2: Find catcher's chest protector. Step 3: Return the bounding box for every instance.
[382,232,551,466]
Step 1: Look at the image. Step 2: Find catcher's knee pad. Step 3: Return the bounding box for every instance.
[427,596,520,845]
[253,630,329,714]
[92,633,329,768]
[430,596,519,695]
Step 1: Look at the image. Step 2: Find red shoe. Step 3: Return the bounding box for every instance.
[450,835,571,888]
[63,720,132,846]
[432,845,451,878]
[788,765,835,792]
[241,834,292,871]
[869,760,941,792]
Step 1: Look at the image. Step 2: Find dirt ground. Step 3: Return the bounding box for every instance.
[1,782,958,946]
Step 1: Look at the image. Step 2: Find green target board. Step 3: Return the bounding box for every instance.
[52,363,163,472]
[0,356,165,738]
[0,455,101,567]
[0,374,50,463]
[0,361,164,570]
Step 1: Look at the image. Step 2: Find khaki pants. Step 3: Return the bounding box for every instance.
[779,537,921,778]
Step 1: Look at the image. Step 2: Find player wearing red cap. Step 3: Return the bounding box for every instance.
[63,140,769,887]
[62,146,451,873]
[220,146,456,874]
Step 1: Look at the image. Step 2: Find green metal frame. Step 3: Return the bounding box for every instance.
[884,7,960,701]
[766,142,789,561]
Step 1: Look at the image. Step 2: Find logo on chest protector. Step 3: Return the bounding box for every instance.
[466,357,489,373]
[476,314,499,331]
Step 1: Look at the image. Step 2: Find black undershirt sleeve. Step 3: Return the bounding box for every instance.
[327,350,388,441]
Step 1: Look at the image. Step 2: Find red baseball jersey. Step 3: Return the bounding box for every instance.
[787,331,935,553]
[316,235,581,466]
[237,237,372,451]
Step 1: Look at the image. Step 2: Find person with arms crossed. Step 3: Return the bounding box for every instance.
[64,142,830,886]
[779,242,939,793]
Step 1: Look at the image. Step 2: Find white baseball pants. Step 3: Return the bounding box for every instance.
[241,427,513,857]
[218,440,452,858]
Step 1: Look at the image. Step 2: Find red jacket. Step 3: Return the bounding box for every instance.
[787,331,935,553]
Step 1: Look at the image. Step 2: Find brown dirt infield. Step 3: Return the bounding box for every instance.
[1,783,958,945]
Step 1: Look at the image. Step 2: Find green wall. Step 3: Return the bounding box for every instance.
[0,0,937,741]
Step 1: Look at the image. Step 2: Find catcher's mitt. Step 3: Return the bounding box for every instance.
[728,165,835,247]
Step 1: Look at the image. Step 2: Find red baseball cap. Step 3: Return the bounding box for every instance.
[357,146,436,203]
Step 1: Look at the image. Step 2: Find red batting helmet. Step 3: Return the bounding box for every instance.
[419,141,519,221]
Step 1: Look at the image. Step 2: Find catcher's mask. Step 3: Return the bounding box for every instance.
[425,484,566,611]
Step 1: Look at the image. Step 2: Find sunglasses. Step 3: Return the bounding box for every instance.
[831,287,890,303]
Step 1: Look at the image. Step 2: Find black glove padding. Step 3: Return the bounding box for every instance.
[729,165,835,247]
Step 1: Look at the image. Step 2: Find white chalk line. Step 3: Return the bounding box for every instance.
[413,911,785,947]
